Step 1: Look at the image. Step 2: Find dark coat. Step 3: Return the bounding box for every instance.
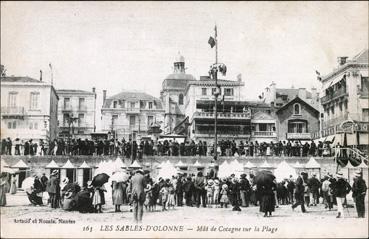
[334,178,351,198]
[352,178,367,198]
[47,175,60,194]
[129,173,146,203]
[307,177,321,193]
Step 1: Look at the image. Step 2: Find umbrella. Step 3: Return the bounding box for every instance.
[22,177,35,190]
[92,173,110,187]
[62,183,81,193]
[254,170,275,186]
[111,171,129,182]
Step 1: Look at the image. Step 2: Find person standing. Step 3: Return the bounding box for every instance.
[292,172,307,213]
[334,172,351,218]
[321,176,333,210]
[308,173,321,206]
[47,170,60,209]
[194,172,206,208]
[10,174,17,194]
[239,174,250,207]
[176,176,184,207]
[112,181,124,212]
[352,171,367,218]
[0,173,7,206]
[258,181,276,217]
[129,169,146,223]
[184,176,194,206]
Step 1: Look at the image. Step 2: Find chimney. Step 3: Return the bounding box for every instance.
[92,87,95,93]
[337,56,348,66]
[298,88,307,100]
[103,90,107,104]
[40,70,42,81]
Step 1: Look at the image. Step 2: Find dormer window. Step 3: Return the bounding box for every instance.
[293,103,301,115]
[149,102,153,109]
[113,101,117,108]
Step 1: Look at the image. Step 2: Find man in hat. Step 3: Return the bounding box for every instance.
[47,170,60,209]
[129,169,146,223]
[307,173,321,206]
[352,171,367,218]
[292,172,307,213]
[334,172,351,218]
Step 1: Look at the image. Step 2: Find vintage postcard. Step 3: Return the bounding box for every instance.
[1,1,368,238]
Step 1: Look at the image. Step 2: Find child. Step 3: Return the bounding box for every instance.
[206,179,214,207]
[166,183,175,210]
[213,179,220,207]
[220,183,229,208]
[92,185,106,213]
[160,182,169,211]
[144,183,153,212]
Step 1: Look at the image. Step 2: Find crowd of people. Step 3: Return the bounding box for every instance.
[2,167,366,222]
[1,137,339,158]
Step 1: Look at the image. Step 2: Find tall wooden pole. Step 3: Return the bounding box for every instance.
[214,25,218,161]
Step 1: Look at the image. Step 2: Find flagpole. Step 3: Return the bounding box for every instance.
[214,25,218,162]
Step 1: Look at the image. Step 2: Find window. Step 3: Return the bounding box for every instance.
[7,122,11,129]
[12,121,16,129]
[64,98,70,109]
[293,103,301,115]
[63,113,69,126]
[147,116,154,127]
[140,101,146,108]
[212,88,216,95]
[130,102,136,109]
[178,94,184,105]
[224,88,234,96]
[79,98,85,110]
[78,114,84,127]
[363,109,369,121]
[149,102,153,109]
[34,122,38,130]
[202,88,207,96]
[112,114,118,126]
[129,115,136,127]
[259,123,267,131]
[8,92,17,107]
[29,123,33,129]
[30,92,39,110]
[113,101,117,108]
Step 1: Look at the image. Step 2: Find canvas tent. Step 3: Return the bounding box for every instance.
[274,161,297,182]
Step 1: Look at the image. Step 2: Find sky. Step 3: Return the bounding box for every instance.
[1,1,368,129]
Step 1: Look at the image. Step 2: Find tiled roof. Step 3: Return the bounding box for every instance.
[276,96,319,114]
[352,49,368,64]
[276,88,312,100]
[103,91,163,109]
[1,76,43,83]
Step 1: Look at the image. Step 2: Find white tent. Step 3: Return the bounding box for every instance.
[229,159,244,178]
[274,161,297,182]
[175,160,186,167]
[305,157,321,168]
[46,160,60,168]
[114,157,127,171]
[129,160,143,169]
[218,160,232,178]
[156,160,166,169]
[193,160,204,168]
[358,160,368,169]
[11,160,29,168]
[244,161,255,169]
[62,160,75,169]
[259,160,274,169]
[156,161,178,180]
[79,161,91,169]
[293,161,304,168]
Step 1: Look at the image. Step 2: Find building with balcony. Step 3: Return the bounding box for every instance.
[56,88,96,139]
[250,110,277,143]
[160,53,196,134]
[276,96,319,142]
[1,75,58,142]
[319,49,368,148]
[101,90,164,141]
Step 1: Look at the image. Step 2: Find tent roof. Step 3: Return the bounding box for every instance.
[193,160,204,167]
[259,160,274,168]
[11,159,29,168]
[62,160,75,169]
[46,160,60,168]
[175,160,186,167]
[79,161,91,168]
[1,160,9,168]
[129,160,142,168]
[244,161,255,168]
[274,161,297,181]
[305,157,321,168]
[114,157,127,168]
[358,160,368,168]
[293,161,304,168]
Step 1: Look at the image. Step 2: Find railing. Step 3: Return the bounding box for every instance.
[126,108,140,114]
[193,111,251,119]
[1,107,25,115]
[286,132,312,140]
[334,147,368,165]
[321,87,348,104]
[252,131,277,137]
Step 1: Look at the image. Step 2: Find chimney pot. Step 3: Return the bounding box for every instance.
[338,56,348,66]
[92,87,96,93]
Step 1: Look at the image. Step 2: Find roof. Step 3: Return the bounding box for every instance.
[276,96,319,115]
[1,76,44,83]
[62,160,76,169]
[46,160,60,168]
[276,88,312,100]
[103,91,163,109]
[352,49,368,64]
[56,89,95,95]
[162,74,196,90]
[11,160,29,168]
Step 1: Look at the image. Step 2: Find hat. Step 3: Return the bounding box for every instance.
[136,169,144,174]
[354,171,362,177]
[51,170,59,176]
[222,184,228,189]
[62,177,69,184]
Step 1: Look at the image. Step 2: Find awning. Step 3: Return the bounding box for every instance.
[46,160,60,168]
[62,160,75,169]
[11,160,29,168]
[325,135,335,143]
[359,133,369,145]
[79,161,91,169]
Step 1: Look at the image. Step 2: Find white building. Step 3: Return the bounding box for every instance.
[101,90,165,141]
[56,88,96,139]
[1,76,59,142]
[319,49,368,149]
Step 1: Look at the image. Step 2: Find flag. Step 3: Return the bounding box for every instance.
[208,36,216,48]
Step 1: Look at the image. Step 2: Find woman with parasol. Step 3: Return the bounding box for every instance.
[255,170,276,217]
[91,173,109,213]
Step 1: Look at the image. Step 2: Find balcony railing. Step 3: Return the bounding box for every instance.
[286,132,312,140]
[252,131,277,137]
[1,107,25,116]
[321,87,348,104]
[322,113,349,128]
[126,108,140,114]
[193,111,251,119]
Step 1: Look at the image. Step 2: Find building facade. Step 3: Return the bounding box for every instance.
[1,76,58,142]
[56,89,97,139]
[319,49,368,148]
[160,54,196,134]
[101,91,165,141]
